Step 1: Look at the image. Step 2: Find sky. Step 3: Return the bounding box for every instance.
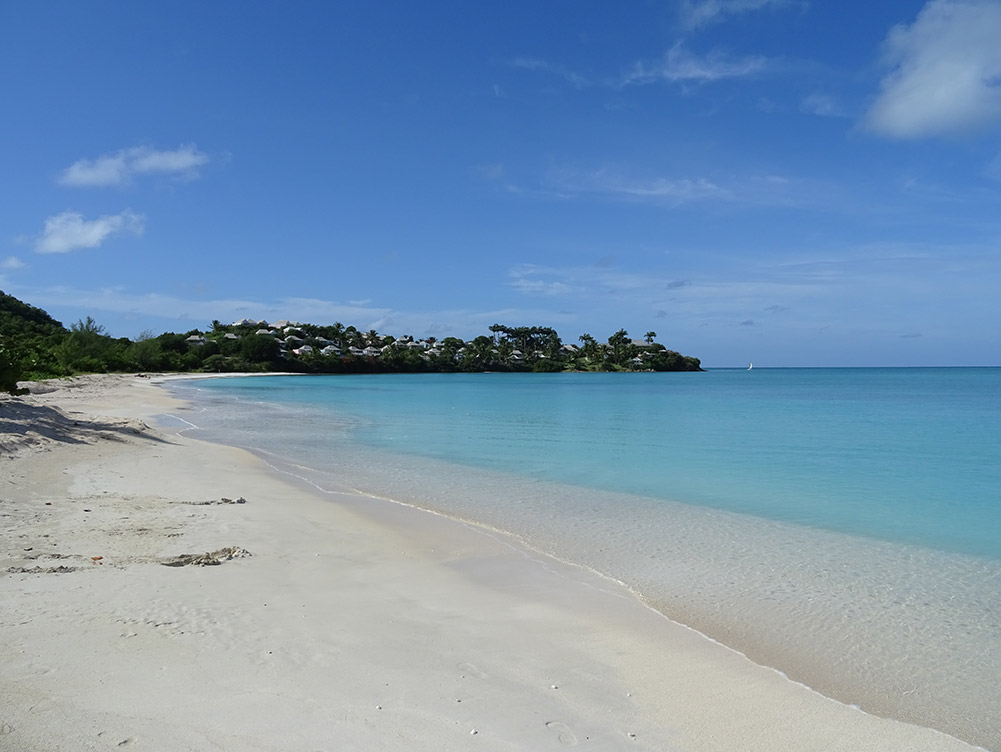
[2,0,1000,367]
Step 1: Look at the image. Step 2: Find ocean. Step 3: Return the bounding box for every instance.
[165,368,1001,749]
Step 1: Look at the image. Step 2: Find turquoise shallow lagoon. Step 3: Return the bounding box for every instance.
[168,369,1001,749]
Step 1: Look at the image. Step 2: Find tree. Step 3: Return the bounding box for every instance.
[240,334,281,368]
[344,325,362,348]
[578,334,599,364]
[497,338,514,363]
[607,329,632,367]
[648,350,703,372]
[644,331,657,345]
[461,336,494,371]
[328,322,346,346]
[126,330,166,371]
[54,317,128,373]
[0,291,706,379]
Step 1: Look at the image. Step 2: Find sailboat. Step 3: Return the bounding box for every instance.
[747,362,753,370]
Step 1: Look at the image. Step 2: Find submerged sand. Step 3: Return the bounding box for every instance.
[0,375,983,751]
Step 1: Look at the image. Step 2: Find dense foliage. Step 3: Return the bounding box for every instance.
[0,291,701,392]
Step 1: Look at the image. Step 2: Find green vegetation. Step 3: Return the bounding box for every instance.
[0,290,701,388]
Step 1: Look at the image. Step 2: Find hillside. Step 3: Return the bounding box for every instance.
[0,290,66,339]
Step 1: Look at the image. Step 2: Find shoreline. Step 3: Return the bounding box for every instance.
[0,374,986,751]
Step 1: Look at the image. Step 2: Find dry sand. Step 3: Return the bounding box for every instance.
[0,375,982,751]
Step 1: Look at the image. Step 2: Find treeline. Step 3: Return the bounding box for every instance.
[1,291,702,394]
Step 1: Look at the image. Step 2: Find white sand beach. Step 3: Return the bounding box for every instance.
[0,375,982,751]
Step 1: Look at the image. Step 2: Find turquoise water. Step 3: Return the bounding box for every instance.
[182,368,1001,558]
[167,369,1001,749]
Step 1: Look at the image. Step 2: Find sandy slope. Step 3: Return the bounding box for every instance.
[0,375,980,751]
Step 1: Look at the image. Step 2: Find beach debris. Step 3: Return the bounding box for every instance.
[184,497,248,506]
[6,565,79,574]
[91,556,103,564]
[160,546,251,567]
[83,509,92,512]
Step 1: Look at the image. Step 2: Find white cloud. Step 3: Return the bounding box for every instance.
[1,256,25,270]
[865,0,1001,138]
[622,44,768,86]
[35,210,145,253]
[58,144,209,187]
[680,0,795,29]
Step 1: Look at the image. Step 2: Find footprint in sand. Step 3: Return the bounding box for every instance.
[545,721,578,745]
[456,662,488,679]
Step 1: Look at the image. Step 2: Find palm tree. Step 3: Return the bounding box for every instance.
[326,322,346,347]
[607,329,632,366]
[644,331,657,345]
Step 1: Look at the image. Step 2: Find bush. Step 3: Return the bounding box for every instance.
[0,340,29,395]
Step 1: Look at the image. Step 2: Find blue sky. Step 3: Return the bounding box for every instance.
[2,0,1000,367]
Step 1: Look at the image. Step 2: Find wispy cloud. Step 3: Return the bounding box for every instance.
[984,150,1001,181]
[801,92,848,118]
[621,44,768,86]
[865,0,1001,139]
[511,57,591,88]
[509,265,584,296]
[58,144,209,187]
[34,210,145,253]
[540,166,831,210]
[1,256,25,270]
[503,243,1001,343]
[679,0,796,29]
[512,45,767,92]
[509,263,695,306]
[545,166,730,206]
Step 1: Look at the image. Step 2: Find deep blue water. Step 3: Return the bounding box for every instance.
[184,368,1001,559]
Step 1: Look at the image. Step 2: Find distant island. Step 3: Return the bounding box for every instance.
[1,290,702,393]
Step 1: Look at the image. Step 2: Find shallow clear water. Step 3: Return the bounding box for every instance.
[167,369,1001,749]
